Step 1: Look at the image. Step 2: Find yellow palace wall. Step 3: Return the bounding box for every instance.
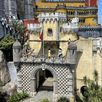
[28,32,102,91]
[76,38,102,90]
[34,1,97,26]
[35,2,85,8]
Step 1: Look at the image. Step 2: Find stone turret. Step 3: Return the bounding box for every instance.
[38,13,67,41]
[38,13,67,23]
[13,40,21,64]
[67,42,77,64]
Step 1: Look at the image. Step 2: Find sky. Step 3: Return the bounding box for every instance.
[98,0,102,24]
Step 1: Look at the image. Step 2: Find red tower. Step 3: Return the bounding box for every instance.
[85,0,97,7]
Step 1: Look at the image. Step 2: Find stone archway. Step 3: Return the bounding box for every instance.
[36,69,53,91]
[30,65,58,95]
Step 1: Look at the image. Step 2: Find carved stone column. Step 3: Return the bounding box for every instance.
[72,69,75,101]
[53,79,58,94]
[56,20,59,41]
[53,79,58,102]
[17,72,22,91]
[31,77,36,93]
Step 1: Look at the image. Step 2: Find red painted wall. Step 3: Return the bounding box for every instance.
[85,0,97,7]
[23,19,39,30]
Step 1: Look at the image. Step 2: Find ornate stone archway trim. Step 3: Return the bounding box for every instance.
[30,64,58,94]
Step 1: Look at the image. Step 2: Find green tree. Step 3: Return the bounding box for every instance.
[0,34,14,61]
[57,97,69,102]
[12,20,26,45]
[0,20,25,61]
[0,34,14,49]
[76,70,102,102]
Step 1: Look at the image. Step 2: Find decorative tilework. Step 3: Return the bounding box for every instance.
[18,63,74,98]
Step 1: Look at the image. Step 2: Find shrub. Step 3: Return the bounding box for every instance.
[8,91,29,102]
[40,98,50,102]
[76,70,102,102]
[57,97,70,102]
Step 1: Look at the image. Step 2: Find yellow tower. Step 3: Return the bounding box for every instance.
[33,0,98,26]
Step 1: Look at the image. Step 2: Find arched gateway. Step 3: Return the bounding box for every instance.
[30,65,58,94]
[17,62,74,101]
[13,11,77,101]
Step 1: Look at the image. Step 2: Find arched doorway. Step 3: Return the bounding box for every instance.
[35,69,53,92]
[31,67,57,95]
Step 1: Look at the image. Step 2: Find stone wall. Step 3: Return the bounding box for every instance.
[76,38,102,90]
[0,50,10,85]
[18,62,74,99]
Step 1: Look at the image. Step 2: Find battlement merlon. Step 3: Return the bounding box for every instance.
[38,13,67,22]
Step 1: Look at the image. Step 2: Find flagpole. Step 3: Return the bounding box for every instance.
[42,22,44,59]
[43,33,44,59]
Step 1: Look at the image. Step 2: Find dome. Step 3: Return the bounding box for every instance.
[68,42,77,50]
[13,40,21,48]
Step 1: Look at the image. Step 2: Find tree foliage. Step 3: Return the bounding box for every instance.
[0,34,14,61]
[8,91,29,102]
[0,20,25,61]
[12,20,27,45]
[0,34,14,50]
[76,70,102,102]
[13,20,24,35]
[57,97,69,102]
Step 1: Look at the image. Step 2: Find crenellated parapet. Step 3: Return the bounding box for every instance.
[27,23,41,32]
[62,17,79,33]
[78,25,102,38]
[38,13,67,23]
[92,38,102,52]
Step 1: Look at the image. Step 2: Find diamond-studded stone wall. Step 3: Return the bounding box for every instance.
[18,62,74,98]
[55,65,73,97]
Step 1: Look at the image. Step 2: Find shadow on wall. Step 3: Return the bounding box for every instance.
[74,51,83,96]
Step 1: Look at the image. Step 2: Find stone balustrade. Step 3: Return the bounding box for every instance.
[20,55,76,65]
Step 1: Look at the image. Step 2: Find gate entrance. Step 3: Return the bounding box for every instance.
[35,69,53,91]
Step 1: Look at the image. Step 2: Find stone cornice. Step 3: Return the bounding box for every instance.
[41,0,85,3]
[36,7,97,11]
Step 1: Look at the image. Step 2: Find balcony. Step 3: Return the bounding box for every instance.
[14,40,77,65]
[36,6,97,18]
[20,54,76,65]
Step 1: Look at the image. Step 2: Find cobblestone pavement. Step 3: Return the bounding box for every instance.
[22,91,53,102]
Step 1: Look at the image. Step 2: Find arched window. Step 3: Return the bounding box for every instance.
[47,28,53,36]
